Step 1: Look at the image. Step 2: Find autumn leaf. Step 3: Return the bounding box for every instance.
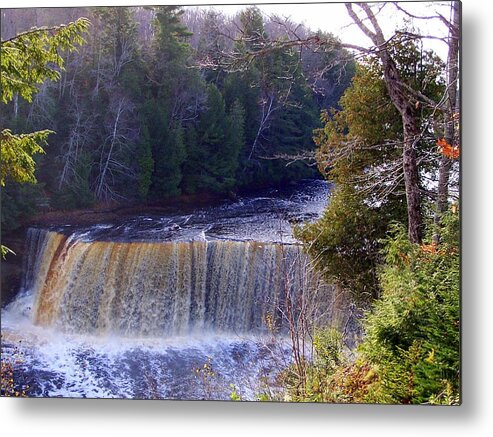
[437,138,460,159]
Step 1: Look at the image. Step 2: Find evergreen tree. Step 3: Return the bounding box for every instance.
[297,44,445,300]
[146,6,203,199]
[1,17,89,256]
[137,125,154,201]
[225,99,246,185]
[141,99,185,199]
[151,122,186,199]
[182,84,243,194]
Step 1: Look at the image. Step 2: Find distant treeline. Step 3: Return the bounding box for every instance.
[1,6,354,232]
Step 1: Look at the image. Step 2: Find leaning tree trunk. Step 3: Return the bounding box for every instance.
[346,3,424,244]
[381,53,423,244]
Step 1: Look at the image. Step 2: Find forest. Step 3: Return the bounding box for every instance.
[1,5,353,233]
[1,3,460,404]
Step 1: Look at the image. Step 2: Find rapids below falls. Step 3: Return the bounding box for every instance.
[1,180,350,400]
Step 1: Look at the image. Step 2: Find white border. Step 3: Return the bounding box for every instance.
[1,1,492,436]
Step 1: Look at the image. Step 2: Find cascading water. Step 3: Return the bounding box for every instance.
[28,229,328,337]
[1,180,347,400]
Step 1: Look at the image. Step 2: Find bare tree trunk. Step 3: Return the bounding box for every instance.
[94,43,102,97]
[12,92,19,118]
[381,52,424,243]
[346,3,424,243]
[249,94,275,160]
[96,98,124,200]
[433,157,453,239]
[403,121,423,244]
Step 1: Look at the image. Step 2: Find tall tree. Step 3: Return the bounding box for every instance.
[297,62,405,298]
[297,40,445,299]
[182,84,245,194]
[345,3,424,243]
[146,6,204,199]
[344,2,460,244]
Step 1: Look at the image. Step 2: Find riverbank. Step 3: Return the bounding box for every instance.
[26,192,228,228]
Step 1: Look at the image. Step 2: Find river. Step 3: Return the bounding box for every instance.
[1,179,347,400]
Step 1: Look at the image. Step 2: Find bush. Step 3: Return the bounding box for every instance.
[283,211,460,404]
[359,217,460,404]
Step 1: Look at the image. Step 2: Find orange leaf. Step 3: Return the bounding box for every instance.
[437,138,460,159]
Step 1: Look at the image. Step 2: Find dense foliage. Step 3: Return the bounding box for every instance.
[296,43,446,301]
[285,13,460,404]
[1,6,354,234]
[1,16,89,257]
[284,212,460,404]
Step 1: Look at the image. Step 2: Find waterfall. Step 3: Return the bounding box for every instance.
[23,229,339,338]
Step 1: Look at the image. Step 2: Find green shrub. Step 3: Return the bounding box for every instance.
[358,216,460,404]
[283,212,460,404]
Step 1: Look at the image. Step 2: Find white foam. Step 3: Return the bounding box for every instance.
[2,294,291,399]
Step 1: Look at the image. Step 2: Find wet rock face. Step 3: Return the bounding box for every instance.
[1,232,27,307]
[1,261,23,307]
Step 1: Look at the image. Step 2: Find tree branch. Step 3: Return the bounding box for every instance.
[345,3,377,41]
[391,2,452,28]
